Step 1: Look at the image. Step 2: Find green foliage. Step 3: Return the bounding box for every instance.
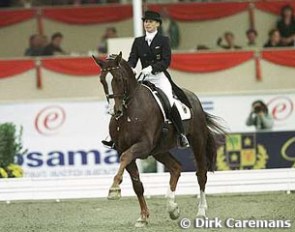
[0,123,24,168]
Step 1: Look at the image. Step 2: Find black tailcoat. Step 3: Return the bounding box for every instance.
[128,33,192,108]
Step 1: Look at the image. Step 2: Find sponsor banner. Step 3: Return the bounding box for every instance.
[0,101,119,178]
[0,92,294,178]
[199,93,295,132]
[173,131,295,172]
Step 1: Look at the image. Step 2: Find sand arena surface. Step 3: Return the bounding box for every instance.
[1,192,294,232]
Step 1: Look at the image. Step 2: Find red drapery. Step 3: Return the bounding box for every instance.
[0,60,35,78]
[42,5,132,24]
[255,1,295,15]
[0,9,35,27]
[171,51,254,73]
[42,57,100,76]
[0,2,250,27]
[1,1,295,27]
[1,51,295,80]
[262,50,295,68]
[150,2,249,21]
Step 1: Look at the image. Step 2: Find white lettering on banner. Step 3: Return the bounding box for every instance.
[0,93,294,178]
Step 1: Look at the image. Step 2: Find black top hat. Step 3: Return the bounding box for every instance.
[142,11,162,24]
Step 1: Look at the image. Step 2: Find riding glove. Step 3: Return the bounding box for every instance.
[132,68,137,75]
[141,66,152,76]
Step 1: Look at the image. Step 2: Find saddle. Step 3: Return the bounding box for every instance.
[141,81,191,122]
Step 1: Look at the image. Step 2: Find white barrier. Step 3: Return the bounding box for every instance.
[0,168,294,202]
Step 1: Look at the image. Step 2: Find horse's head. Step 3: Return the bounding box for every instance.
[92,52,129,119]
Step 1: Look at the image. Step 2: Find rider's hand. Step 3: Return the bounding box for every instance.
[132,68,137,75]
[142,66,152,76]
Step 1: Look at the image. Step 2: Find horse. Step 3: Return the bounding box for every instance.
[92,52,225,227]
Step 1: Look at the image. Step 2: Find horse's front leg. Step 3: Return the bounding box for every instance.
[154,152,182,220]
[126,161,149,227]
[107,142,150,200]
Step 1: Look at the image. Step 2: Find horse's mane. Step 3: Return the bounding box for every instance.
[120,59,134,77]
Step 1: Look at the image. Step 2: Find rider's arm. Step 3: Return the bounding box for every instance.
[151,36,171,74]
[128,38,139,68]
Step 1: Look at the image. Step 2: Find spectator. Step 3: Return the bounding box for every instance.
[217,31,242,50]
[246,100,274,130]
[159,9,180,49]
[264,29,283,48]
[245,28,258,48]
[42,32,66,56]
[97,27,118,54]
[276,5,295,46]
[41,34,49,47]
[0,0,11,7]
[24,34,44,57]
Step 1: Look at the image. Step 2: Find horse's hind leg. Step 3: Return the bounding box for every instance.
[154,152,181,220]
[190,139,208,218]
[126,161,149,227]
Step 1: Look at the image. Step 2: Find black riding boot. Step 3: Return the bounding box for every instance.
[101,139,114,148]
[170,104,190,148]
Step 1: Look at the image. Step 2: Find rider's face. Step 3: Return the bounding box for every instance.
[144,19,160,33]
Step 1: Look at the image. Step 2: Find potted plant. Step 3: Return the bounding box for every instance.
[0,123,26,178]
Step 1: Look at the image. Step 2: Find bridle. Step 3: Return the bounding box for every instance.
[101,65,129,118]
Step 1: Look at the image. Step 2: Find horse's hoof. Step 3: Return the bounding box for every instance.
[168,203,180,220]
[134,218,148,228]
[107,187,121,200]
[196,207,207,219]
[169,206,180,220]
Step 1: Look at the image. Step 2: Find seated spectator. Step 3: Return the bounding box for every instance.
[41,34,49,47]
[24,34,44,56]
[276,5,295,46]
[0,0,11,7]
[159,8,180,49]
[97,27,118,54]
[245,28,258,48]
[217,32,242,50]
[264,29,283,48]
[42,32,66,56]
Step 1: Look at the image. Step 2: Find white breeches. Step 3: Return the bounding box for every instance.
[140,72,175,106]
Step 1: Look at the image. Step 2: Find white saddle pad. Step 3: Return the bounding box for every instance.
[142,84,191,122]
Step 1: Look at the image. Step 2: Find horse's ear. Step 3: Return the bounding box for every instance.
[115,52,122,65]
[92,55,105,68]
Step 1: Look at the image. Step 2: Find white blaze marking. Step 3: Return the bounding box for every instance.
[106,72,115,115]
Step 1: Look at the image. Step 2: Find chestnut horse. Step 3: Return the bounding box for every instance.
[92,52,224,227]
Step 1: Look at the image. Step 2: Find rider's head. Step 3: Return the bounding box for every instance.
[142,11,162,33]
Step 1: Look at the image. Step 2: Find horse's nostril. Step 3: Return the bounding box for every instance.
[115,110,123,117]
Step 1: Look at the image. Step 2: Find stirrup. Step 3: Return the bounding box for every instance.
[101,140,115,148]
[178,134,190,149]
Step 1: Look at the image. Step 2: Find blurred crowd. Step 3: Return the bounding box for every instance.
[0,0,120,7]
[14,4,295,57]
[213,5,295,51]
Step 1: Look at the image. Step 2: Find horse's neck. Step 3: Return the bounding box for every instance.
[128,75,139,93]
[121,61,139,95]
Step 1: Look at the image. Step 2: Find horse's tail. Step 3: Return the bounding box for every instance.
[205,112,227,172]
